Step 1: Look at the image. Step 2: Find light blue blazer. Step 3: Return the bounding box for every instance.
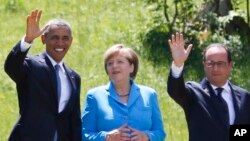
[81,80,166,141]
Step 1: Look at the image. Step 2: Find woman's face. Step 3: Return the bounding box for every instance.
[106,53,134,83]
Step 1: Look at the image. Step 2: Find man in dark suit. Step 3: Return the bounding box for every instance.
[167,32,250,141]
[4,9,81,141]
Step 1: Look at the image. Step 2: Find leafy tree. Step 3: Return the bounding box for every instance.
[141,0,250,89]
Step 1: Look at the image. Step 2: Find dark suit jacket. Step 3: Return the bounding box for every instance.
[167,70,250,141]
[4,41,81,141]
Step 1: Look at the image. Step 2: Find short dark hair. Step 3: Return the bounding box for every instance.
[203,43,232,62]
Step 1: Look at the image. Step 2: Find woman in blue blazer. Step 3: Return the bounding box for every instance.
[81,44,166,141]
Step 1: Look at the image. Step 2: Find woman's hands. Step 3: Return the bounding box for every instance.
[106,124,149,141]
[129,127,149,141]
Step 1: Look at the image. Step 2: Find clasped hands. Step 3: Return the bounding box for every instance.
[106,124,149,141]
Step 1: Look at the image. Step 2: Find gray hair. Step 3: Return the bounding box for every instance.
[43,19,72,36]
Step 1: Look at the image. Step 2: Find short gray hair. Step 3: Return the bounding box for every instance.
[43,19,72,36]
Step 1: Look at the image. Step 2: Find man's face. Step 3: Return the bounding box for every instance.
[42,25,72,63]
[203,47,232,87]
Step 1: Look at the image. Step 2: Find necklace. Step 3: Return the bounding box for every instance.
[118,93,130,97]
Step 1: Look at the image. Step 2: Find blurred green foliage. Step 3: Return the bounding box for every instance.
[140,0,250,88]
[0,0,249,141]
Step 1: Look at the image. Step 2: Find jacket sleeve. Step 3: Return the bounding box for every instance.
[167,69,191,108]
[144,92,166,141]
[71,74,82,141]
[81,93,107,141]
[4,40,29,83]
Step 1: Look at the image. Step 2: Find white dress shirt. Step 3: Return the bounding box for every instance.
[20,37,71,113]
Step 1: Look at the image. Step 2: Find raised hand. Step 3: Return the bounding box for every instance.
[168,32,193,67]
[25,9,48,43]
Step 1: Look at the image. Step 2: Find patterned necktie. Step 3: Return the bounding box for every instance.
[216,87,229,125]
[55,64,61,102]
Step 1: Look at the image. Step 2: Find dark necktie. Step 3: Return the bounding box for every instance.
[216,87,229,125]
[55,64,61,102]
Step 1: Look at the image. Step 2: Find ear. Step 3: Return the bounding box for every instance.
[129,63,134,73]
[69,37,73,44]
[41,35,46,44]
[203,61,206,71]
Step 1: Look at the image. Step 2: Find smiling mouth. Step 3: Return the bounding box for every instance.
[55,48,64,52]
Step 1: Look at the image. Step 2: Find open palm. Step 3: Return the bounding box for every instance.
[168,32,193,66]
[25,9,47,43]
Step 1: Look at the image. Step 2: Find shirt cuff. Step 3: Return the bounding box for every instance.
[20,36,32,52]
[171,62,184,78]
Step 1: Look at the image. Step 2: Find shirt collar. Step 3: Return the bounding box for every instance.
[211,81,231,93]
[45,52,65,73]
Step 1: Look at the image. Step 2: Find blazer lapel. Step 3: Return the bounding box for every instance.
[60,65,77,112]
[39,52,58,110]
[201,78,229,129]
[229,83,241,123]
[105,82,123,104]
[64,65,77,92]
[105,81,140,107]
[127,81,140,108]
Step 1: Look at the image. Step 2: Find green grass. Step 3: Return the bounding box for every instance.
[3,0,248,141]
[0,0,187,141]
[2,0,248,141]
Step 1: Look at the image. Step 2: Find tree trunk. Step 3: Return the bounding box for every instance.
[196,0,232,17]
[197,0,250,36]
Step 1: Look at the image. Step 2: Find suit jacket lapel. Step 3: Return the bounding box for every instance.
[39,52,58,110]
[105,80,140,107]
[60,65,77,113]
[64,65,77,92]
[105,82,124,104]
[127,81,140,108]
[229,83,241,123]
[201,78,229,129]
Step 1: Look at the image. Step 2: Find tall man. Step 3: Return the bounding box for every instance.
[4,9,81,141]
[167,32,250,141]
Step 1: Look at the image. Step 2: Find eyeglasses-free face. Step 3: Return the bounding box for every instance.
[106,53,134,83]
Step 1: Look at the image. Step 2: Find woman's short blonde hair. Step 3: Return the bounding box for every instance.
[104,44,139,79]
